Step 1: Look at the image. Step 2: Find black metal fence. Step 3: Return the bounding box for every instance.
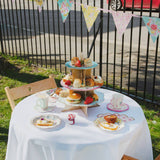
[0,0,160,106]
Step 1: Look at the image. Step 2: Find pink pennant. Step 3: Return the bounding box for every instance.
[12,0,15,2]
[112,11,133,38]
[38,6,42,13]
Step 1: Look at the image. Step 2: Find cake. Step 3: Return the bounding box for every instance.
[104,114,117,124]
[36,118,54,126]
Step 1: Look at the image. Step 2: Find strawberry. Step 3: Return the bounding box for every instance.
[75,60,82,67]
[65,80,71,86]
[84,96,94,104]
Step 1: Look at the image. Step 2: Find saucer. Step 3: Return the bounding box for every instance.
[34,105,55,113]
[107,103,129,112]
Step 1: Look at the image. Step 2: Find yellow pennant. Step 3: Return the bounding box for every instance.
[81,4,100,32]
[35,0,44,7]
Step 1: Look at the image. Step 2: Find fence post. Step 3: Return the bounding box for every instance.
[99,0,103,76]
[0,2,4,54]
[0,22,4,54]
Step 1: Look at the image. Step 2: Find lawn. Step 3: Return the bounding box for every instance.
[0,54,160,159]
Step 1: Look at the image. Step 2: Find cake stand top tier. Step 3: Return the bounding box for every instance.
[65,61,98,70]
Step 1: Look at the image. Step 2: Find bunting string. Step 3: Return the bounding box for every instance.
[11,0,160,43]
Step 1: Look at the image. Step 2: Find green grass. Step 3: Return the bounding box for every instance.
[0,54,160,159]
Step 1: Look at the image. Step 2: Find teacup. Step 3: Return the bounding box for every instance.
[36,94,49,110]
[110,93,123,108]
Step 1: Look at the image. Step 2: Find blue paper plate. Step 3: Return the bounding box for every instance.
[58,90,104,107]
[65,61,98,70]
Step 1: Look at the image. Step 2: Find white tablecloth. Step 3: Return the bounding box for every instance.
[5,89,153,160]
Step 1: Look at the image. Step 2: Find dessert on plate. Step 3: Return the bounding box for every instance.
[71,57,80,65]
[86,78,95,87]
[99,121,119,131]
[100,114,120,130]
[59,89,70,98]
[70,57,92,68]
[55,88,63,95]
[66,92,81,104]
[73,79,82,88]
[62,74,74,83]
[84,58,92,67]
[36,117,55,126]
[93,76,103,86]
[104,114,117,123]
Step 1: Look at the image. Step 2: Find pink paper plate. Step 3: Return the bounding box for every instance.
[60,80,101,91]
[107,103,129,112]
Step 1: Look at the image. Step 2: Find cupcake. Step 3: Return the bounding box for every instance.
[93,76,103,86]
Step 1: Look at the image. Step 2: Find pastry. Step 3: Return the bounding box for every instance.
[92,93,99,101]
[93,76,103,86]
[36,118,54,126]
[84,58,92,67]
[63,74,74,83]
[86,78,94,87]
[66,93,81,104]
[55,88,63,95]
[71,57,79,65]
[59,89,70,98]
[104,114,117,124]
[73,79,82,88]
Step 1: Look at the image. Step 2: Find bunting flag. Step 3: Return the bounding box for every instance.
[142,16,160,43]
[81,4,100,32]
[57,0,73,22]
[111,11,133,37]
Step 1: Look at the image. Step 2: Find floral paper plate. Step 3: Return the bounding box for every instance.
[94,117,125,131]
[107,102,129,112]
[32,114,61,129]
[60,80,101,91]
[97,113,135,123]
[65,61,98,70]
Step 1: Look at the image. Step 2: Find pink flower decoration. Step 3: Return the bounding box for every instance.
[151,24,157,31]
[147,22,150,26]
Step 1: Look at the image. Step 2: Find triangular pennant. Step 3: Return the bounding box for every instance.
[57,0,73,22]
[81,4,100,32]
[142,16,160,43]
[111,11,133,37]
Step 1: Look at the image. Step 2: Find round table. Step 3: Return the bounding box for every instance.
[5,89,153,160]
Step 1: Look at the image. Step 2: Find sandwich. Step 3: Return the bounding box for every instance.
[66,93,81,104]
